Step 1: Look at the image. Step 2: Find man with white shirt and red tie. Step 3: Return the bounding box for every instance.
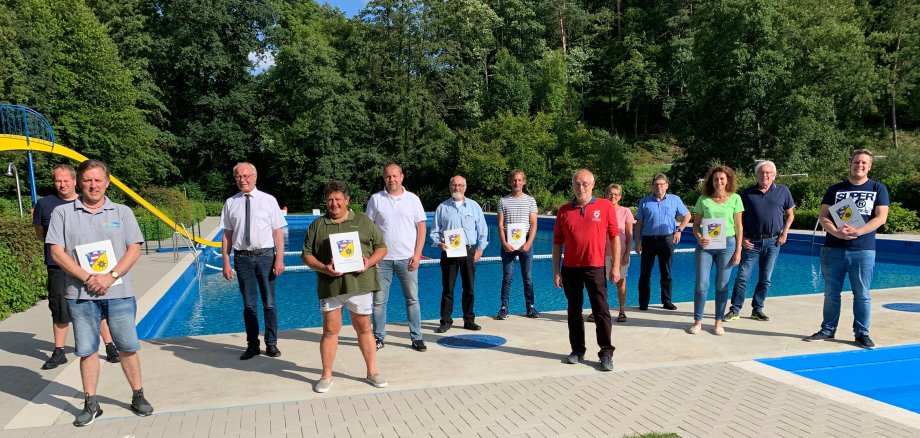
[220,162,287,360]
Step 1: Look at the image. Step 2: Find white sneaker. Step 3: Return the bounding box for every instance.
[314,378,333,393]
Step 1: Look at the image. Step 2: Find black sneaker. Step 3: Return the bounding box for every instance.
[751,310,770,321]
[131,389,154,416]
[600,355,614,372]
[723,310,740,321]
[804,332,834,342]
[239,345,260,360]
[662,303,678,310]
[375,338,385,350]
[105,343,120,363]
[565,352,584,364]
[496,307,509,320]
[265,345,281,357]
[855,335,876,350]
[42,348,67,370]
[73,395,102,427]
[526,306,540,318]
[435,323,451,333]
[411,340,427,352]
[463,321,481,331]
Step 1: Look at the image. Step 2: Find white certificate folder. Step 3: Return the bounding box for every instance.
[74,240,123,286]
[700,218,727,250]
[329,231,364,273]
[444,228,469,258]
[506,222,527,250]
[829,197,867,230]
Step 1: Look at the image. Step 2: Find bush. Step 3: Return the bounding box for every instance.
[881,202,919,234]
[0,216,46,320]
[202,200,224,216]
[792,206,821,231]
[883,172,920,218]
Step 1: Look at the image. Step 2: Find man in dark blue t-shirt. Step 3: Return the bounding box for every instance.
[805,149,890,349]
[725,161,795,322]
[33,164,119,370]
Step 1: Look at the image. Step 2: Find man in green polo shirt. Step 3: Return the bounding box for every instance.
[302,181,388,393]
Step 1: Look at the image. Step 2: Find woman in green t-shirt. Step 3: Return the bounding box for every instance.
[689,165,744,336]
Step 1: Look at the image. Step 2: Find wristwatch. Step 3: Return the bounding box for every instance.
[111,270,120,280]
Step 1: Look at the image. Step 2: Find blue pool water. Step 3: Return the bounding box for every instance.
[142,215,920,339]
[759,344,920,414]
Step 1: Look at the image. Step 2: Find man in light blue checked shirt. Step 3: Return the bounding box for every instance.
[430,175,488,333]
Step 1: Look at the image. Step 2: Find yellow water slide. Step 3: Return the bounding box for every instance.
[0,134,220,247]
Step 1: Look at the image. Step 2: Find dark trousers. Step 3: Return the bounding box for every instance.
[638,236,675,307]
[439,247,476,325]
[234,252,278,347]
[562,266,614,358]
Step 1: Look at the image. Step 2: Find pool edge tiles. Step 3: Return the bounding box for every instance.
[757,344,920,416]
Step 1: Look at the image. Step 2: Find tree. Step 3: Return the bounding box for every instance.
[1,0,170,186]
[485,48,531,117]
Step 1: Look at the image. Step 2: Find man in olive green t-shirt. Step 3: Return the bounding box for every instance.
[302,181,388,394]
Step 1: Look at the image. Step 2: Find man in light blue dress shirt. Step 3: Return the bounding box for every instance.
[430,175,489,333]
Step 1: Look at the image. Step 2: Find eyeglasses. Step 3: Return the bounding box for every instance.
[608,193,621,197]
[234,174,254,181]
[573,181,592,187]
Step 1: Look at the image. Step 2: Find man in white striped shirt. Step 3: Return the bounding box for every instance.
[496,170,540,319]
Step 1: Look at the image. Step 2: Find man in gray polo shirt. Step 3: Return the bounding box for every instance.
[46,159,153,426]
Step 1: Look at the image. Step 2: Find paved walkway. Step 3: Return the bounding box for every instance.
[1,220,919,437]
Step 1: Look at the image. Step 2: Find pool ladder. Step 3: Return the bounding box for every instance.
[172,223,204,293]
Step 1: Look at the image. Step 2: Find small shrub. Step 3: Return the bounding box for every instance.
[881,202,919,234]
[792,206,821,231]
[883,172,920,218]
[0,216,46,320]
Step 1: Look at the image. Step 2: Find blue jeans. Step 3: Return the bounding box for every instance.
[68,297,141,357]
[499,247,536,310]
[693,237,737,321]
[373,259,422,341]
[730,237,780,313]
[234,252,278,347]
[819,247,874,337]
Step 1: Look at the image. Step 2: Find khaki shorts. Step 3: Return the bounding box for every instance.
[319,291,373,315]
[605,256,628,280]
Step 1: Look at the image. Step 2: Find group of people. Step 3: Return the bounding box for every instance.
[34,148,889,426]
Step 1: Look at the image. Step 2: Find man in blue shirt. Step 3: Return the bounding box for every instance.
[634,174,691,310]
[725,161,795,322]
[430,175,489,333]
[806,149,889,349]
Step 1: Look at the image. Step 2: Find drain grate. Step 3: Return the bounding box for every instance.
[436,334,507,349]
[882,303,920,313]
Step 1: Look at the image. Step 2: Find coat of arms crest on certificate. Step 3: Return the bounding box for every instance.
[707,223,721,238]
[337,240,355,258]
[84,250,109,272]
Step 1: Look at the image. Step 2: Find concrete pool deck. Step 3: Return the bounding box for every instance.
[1,220,919,437]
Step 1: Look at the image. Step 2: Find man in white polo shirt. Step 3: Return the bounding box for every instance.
[366,163,428,352]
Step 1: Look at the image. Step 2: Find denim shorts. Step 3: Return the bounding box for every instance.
[67,297,141,357]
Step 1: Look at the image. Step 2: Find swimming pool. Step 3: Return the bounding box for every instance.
[138,215,920,339]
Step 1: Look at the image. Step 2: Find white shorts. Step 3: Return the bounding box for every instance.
[606,256,628,280]
[319,291,373,315]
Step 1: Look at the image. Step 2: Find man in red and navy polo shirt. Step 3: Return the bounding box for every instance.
[552,169,621,371]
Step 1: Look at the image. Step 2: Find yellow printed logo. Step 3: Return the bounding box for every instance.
[837,205,853,222]
[511,228,523,241]
[84,250,109,272]
[449,234,462,248]
[707,224,721,239]
[336,240,355,258]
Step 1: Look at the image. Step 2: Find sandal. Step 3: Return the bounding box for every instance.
[616,313,627,323]
[585,314,595,322]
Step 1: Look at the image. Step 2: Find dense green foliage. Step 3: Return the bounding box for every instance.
[0,0,918,227]
[0,216,46,320]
